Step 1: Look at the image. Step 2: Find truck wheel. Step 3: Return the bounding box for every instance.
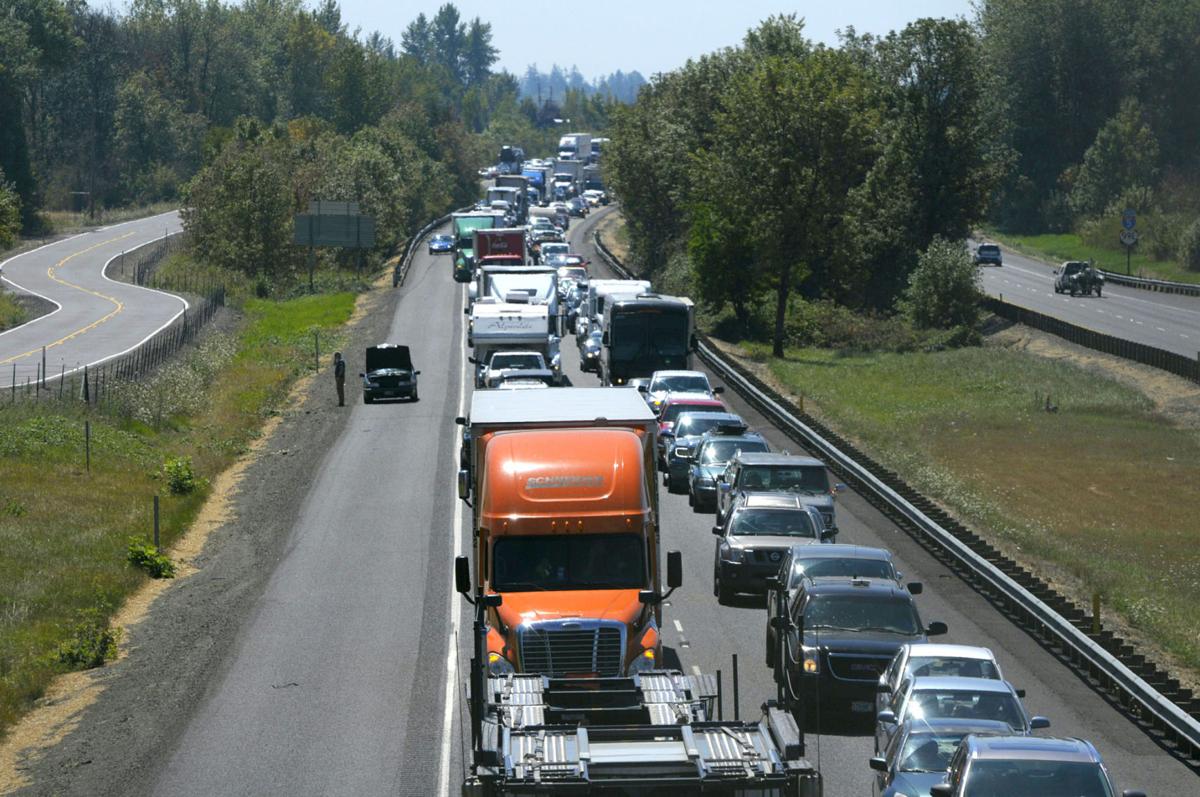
[411,389,419,402]
[363,394,374,405]
[1095,286,1102,297]
[688,490,695,507]
[766,632,777,669]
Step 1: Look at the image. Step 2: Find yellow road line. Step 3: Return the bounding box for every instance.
[0,232,137,366]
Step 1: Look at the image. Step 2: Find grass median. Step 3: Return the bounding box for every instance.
[989,230,1199,284]
[733,340,1200,676]
[0,269,356,737]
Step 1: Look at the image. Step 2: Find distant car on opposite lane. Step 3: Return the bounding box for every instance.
[973,243,1002,266]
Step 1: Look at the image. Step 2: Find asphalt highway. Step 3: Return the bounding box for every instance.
[148,208,1195,796]
[0,212,185,385]
[977,242,1200,358]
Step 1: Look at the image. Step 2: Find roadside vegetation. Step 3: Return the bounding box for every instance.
[0,270,356,736]
[0,291,26,332]
[986,230,1200,285]
[736,341,1200,675]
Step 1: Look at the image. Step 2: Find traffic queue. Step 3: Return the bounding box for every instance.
[375,141,1148,795]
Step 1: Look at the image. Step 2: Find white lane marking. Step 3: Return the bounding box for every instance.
[1182,334,1190,339]
[691,665,702,677]
[0,234,189,382]
[673,620,685,633]
[437,282,468,797]
[1157,327,1166,332]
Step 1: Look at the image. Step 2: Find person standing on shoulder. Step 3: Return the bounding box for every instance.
[333,352,346,406]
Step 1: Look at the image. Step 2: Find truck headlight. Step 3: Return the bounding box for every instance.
[674,447,690,458]
[627,648,657,675]
[487,652,515,676]
[724,547,743,563]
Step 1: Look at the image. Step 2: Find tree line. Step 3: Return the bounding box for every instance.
[606,16,995,354]
[607,3,1200,354]
[0,0,626,276]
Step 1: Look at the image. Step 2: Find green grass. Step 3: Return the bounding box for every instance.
[990,230,1200,284]
[738,340,1200,674]
[39,202,177,236]
[0,289,355,737]
[0,291,26,332]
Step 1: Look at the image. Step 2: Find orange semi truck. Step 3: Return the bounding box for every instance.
[456,387,681,678]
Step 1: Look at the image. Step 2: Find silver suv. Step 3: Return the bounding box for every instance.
[712,493,831,603]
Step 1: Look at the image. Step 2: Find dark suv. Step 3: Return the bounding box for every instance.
[775,577,946,724]
[688,428,770,512]
[360,344,420,403]
[716,452,845,532]
[712,493,832,603]
[973,243,1002,266]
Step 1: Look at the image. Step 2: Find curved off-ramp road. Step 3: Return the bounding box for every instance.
[0,211,184,385]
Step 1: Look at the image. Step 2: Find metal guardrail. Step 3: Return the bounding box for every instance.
[1099,269,1200,296]
[393,206,473,288]
[984,297,1200,384]
[592,229,1200,766]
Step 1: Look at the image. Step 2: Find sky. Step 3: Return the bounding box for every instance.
[335,0,977,80]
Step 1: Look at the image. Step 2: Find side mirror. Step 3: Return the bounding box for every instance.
[454,556,471,595]
[455,416,467,425]
[926,621,948,637]
[468,357,476,364]
[820,528,836,540]
[712,525,723,536]
[1030,716,1051,730]
[457,468,471,501]
[930,785,953,797]
[907,582,923,595]
[637,384,648,393]
[602,331,609,346]
[876,710,896,725]
[868,756,888,773]
[1016,688,1026,698]
[463,307,469,315]
[712,386,724,394]
[358,372,365,378]
[833,483,847,493]
[414,371,421,376]
[666,550,682,589]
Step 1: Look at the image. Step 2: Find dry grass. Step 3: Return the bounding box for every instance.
[737,340,1200,675]
[0,290,355,737]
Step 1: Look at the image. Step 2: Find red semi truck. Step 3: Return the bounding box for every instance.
[474,228,526,268]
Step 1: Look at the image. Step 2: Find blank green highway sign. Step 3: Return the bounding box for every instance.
[293,213,375,248]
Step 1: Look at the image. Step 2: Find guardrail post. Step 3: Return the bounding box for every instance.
[1092,592,1102,635]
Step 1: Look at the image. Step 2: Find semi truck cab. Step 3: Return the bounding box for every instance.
[458,389,674,679]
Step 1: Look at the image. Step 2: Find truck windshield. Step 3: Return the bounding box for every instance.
[804,594,920,635]
[611,308,690,362]
[492,533,647,591]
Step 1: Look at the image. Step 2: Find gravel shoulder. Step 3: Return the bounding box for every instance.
[3,277,399,796]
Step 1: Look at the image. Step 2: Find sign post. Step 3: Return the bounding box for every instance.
[293,200,375,293]
[1120,209,1137,275]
